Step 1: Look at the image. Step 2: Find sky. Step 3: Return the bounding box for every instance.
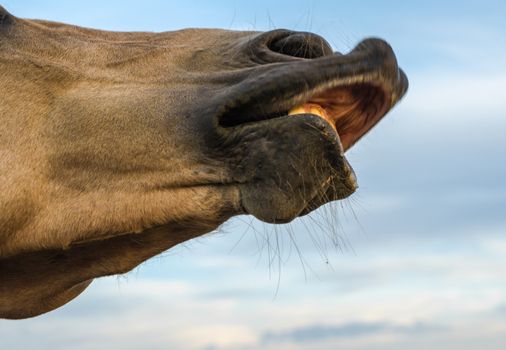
[1,1,506,349]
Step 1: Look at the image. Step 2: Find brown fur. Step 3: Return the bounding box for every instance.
[0,7,244,318]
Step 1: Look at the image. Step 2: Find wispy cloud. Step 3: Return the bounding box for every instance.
[403,73,506,122]
[262,321,442,342]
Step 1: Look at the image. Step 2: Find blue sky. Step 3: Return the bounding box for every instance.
[1,1,506,349]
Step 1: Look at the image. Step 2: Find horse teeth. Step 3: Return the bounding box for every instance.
[288,103,335,129]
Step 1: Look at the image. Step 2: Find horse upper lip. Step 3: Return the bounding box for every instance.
[216,37,408,131]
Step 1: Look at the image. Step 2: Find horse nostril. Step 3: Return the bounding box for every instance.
[268,32,333,59]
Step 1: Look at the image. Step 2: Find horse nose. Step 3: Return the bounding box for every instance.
[268,31,334,59]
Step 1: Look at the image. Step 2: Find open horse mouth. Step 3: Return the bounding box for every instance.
[287,83,390,151]
[218,33,408,153]
[215,32,408,223]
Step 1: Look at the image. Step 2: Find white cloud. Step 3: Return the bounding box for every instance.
[402,73,506,122]
[4,227,506,350]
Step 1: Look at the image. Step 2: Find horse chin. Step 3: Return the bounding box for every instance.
[232,115,357,224]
